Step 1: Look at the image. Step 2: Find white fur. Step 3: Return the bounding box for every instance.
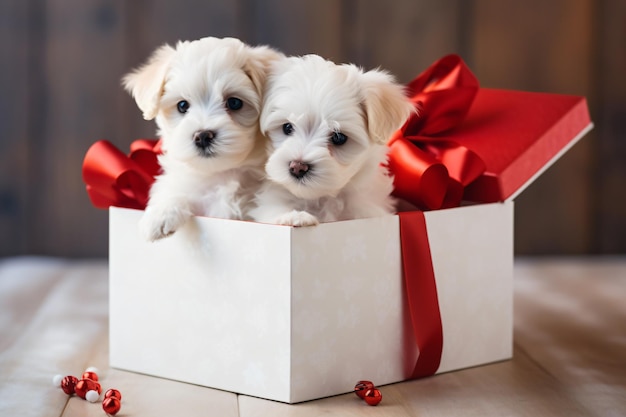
[250,54,414,226]
[123,37,283,241]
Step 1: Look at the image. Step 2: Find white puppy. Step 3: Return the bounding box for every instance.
[250,54,414,226]
[123,37,282,241]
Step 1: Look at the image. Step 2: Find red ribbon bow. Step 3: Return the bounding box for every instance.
[388,54,486,210]
[82,139,162,210]
[391,56,488,380]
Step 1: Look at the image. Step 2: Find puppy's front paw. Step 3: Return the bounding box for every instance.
[274,210,319,227]
[139,207,189,241]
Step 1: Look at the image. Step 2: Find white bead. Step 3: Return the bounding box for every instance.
[52,374,63,387]
[86,390,100,403]
[85,366,99,374]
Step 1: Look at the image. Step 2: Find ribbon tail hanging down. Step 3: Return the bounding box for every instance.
[398,211,443,378]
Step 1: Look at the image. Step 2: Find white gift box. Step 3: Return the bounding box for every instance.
[105,86,592,403]
[109,201,513,403]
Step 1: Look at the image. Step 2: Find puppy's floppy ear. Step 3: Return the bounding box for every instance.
[359,69,414,144]
[122,44,175,120]
[243,45,284,96]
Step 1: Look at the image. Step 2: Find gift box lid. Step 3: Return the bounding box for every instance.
[388,55,593,210]
[459,88,592,203]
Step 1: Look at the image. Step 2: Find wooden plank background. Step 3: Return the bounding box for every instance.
[0,0,623,257]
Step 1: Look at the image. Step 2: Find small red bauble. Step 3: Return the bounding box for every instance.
[364,388,382,406]
[61,376,78,395]
[82,371,99,382]
[74,378,102,399]
[104,388,122,401]
[102,397,121,415]
[354,380,375,399]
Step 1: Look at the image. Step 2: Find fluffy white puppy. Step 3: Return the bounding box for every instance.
[250,54,414,226]
[123,37,282,241]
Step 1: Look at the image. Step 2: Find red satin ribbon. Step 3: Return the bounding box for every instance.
[391,55,487,379]
[399,211,443,378]
[388,54,486,210]
[82,139,162,210]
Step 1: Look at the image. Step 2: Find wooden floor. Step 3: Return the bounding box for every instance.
[0,257,624,416]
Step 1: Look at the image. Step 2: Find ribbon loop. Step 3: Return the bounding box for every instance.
[388,55,485,210]
[388,137,450,210]
[403,54,480,137]
[82,139,162,210]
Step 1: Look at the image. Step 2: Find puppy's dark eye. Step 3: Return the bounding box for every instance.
[330,131,348,146]
[177,100,190,114]
[282,123,294,135]
[226,97,243,111]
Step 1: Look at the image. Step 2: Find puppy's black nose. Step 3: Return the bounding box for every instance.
[193,130,217,149]
[289,160,311,179]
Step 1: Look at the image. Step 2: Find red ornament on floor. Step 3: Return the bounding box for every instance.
[102,397,121,415]
[354,380,375,399]
[364,388,382,406]
[61,376,78,395]
[82,371,99,382]
[74,378,102,399]
[104,388,122,401]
